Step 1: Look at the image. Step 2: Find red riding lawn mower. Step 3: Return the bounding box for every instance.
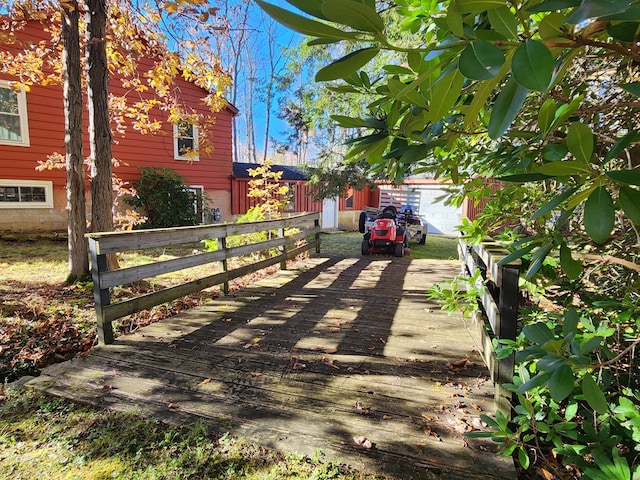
[360,205,409,257]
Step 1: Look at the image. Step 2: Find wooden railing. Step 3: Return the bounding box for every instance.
[459,238,521,414]
[87,212,321,345]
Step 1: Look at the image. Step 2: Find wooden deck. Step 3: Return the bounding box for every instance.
[25,256,516,479]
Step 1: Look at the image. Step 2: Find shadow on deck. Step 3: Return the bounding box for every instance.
[26,256,516,480]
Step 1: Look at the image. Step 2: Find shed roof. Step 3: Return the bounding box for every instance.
[232,162,309,181]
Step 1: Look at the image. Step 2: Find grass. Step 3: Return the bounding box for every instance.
[0,388,390,480]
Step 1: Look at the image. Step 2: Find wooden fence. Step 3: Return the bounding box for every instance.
[459,238,521,414]
[87,212,321,345]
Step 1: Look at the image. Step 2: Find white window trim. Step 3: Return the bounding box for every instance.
[0,80,30,147]
[173,123,199,161]
[0,179,53,209]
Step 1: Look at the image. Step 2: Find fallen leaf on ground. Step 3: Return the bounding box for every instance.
[323,358,340,369]
[422,426,441,441]
[201,378,211,384]
[448,358,469,370]
[250,371,263,377]
[454,400,467,411]
[324,347,337,354]
[353,436,374,449]
[168,403,179,409]
[470,417,487,430]
[449,417,471,434]
[354,401,370,414]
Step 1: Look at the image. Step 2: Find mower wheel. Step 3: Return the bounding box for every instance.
[361,239,370,255]
[358,211,367,233]
[394,242,404,257]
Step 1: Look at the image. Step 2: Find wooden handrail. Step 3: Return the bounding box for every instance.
[87,212,321,345]
[459,237,521,414]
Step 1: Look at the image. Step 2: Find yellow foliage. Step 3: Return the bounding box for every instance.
[35,152,66,172]
[245,159,292,219]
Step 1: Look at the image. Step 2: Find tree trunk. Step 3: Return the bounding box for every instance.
[86,0,118,270]
[61,0,89,282]
[244,51,257,163]
[86,0,113,233]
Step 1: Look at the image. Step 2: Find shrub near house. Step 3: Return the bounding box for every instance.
[126,167,202,229]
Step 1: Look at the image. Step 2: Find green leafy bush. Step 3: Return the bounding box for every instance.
[126,167,200,229]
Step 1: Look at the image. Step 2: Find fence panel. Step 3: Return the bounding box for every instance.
[459,238,520,414]
[88,213,321,344]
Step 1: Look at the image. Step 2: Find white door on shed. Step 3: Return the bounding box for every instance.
[416,187,462,235]
[321,197,338,229]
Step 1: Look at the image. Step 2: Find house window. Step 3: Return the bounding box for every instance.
[345,188,354,209]
[173,121,199,161]
[0,80,30,147]
[0,180,53,208]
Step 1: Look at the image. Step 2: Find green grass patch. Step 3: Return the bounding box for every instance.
[0,388,390,480]
[319,232,459,260]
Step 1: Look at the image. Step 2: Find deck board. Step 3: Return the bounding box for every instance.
[26,256,516,479]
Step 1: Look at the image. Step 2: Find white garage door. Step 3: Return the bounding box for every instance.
[415,187,462,235]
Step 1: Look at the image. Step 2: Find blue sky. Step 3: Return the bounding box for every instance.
[227,0,305,162]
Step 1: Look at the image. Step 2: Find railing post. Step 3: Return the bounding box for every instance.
[220,236,229,295]
[459,238,521,417]
[89,237,113,345]
[315,216,321,254]
[495,263,520,413]
[279,227,287,270]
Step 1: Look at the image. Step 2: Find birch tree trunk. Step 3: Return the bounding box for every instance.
[61,0,89,282]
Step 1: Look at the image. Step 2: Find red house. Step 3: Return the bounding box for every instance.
[0,17,236,232]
